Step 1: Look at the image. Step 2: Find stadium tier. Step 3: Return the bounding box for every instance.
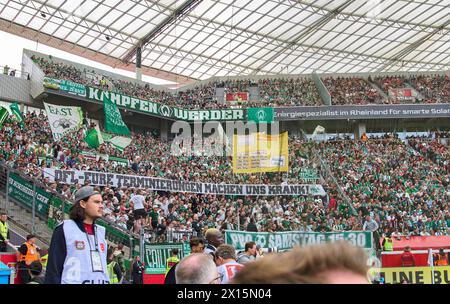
[31,55,449,108]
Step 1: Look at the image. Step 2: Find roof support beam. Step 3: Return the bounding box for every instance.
[250,0,357,75]
[121,0,203,64]
[376,19,450,71]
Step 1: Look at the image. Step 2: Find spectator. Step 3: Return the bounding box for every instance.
[3,65,10,75]
[16,234,40,284]
[214,244,244,284]
[131,255,145,284]
[400,246,415,267]
[107,248,123,284]
[27,261,44,284]
[204,228,224,257]
[113,244,126,274]
[175,253,220,284]
[44,186,109,284]
[231,241,369,284]
[246,217,258,232]
[382,234,394,252]
[0,212,10,252]
[165,248,180,275]
[363,215,381,251]
[189,237,205,254]
[130,189,147,221]
[164,238,205,284]
[433,248,449,266]
[237,242,257,264]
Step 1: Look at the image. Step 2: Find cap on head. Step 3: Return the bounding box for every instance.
[74,186,101,203]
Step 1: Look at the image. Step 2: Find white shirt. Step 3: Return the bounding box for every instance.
[217,261,244,284]
[131,195,145,210]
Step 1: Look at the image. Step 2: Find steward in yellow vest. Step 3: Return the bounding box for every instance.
[0,212,9,252]
[107,249,122,284]
[165,248,180,275]
[383,237,393,251]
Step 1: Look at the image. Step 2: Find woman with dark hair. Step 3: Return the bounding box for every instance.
[45,186,110,284]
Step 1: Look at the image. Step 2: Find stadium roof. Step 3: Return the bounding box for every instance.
[0,0,449,85]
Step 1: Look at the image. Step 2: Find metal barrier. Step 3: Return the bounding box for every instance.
[0,163,138,259]
[0,65,30,79]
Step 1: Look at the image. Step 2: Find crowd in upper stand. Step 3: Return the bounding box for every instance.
[31,55,449,108]
[1,110,448,241]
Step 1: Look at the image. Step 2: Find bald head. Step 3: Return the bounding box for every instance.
[175,253,218,284]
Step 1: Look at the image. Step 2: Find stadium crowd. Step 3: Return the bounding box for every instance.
[319,137,450,238]
[322,76,383,105]
[1,111,355,241]
[31,55,449,108]
[1,110,449,242]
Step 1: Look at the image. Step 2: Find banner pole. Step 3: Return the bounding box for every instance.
[431,249,435,285]
[32,181,36,235]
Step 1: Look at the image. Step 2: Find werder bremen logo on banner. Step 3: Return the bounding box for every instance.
[257,109,267,121]
[248,107,274,123]
[158,105,173,117]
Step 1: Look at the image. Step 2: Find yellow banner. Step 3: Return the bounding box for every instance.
[378,266,450,284]
[232,132,289,174]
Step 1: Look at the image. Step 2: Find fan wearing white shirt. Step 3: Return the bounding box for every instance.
[214,244,244,284]
[130,189,147,221]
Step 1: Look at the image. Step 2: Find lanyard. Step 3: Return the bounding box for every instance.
[85,225,99,252]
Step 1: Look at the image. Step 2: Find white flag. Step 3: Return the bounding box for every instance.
[312,125,325,135]
[44,102,84,141]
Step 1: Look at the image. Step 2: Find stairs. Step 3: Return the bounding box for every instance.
[368,81,389,100]
[0,195,52,247]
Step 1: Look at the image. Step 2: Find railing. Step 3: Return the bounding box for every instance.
[0,161,209,259]
[0,65,30,80]
[0,162,138,255]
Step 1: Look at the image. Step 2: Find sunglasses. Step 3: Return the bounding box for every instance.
[208,273,224,284]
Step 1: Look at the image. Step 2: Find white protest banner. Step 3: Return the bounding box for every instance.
[43,168,326,196]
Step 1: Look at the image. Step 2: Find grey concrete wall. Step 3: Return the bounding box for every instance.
[0,74,31,104]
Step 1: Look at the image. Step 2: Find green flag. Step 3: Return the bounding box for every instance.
[0,106,8,127]
[84,125,104,149]
[10,103,25,128]
[101,131,131,152]
[247,107,273,123]
[103,94,130,136]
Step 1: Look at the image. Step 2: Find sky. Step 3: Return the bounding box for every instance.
[0,30,176,86]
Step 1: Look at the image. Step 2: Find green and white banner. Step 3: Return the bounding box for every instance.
[0,106,8,127]
[103,94,130,136]
[43,77,86,96]
[8,173,50,216]
[44,102,84,141]
[89,87,245,122]
[144,243,190,274]
[247,107,274,123]
[80,152,129,167]
[43,168,327,196]
[298,169,320,180]
[44,78,246,121]
[225,230,373,251]
[101,132,132,152]
[10,102,25,128]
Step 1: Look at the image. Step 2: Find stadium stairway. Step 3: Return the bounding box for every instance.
[0,194,52,246]
[368,81,389,100]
